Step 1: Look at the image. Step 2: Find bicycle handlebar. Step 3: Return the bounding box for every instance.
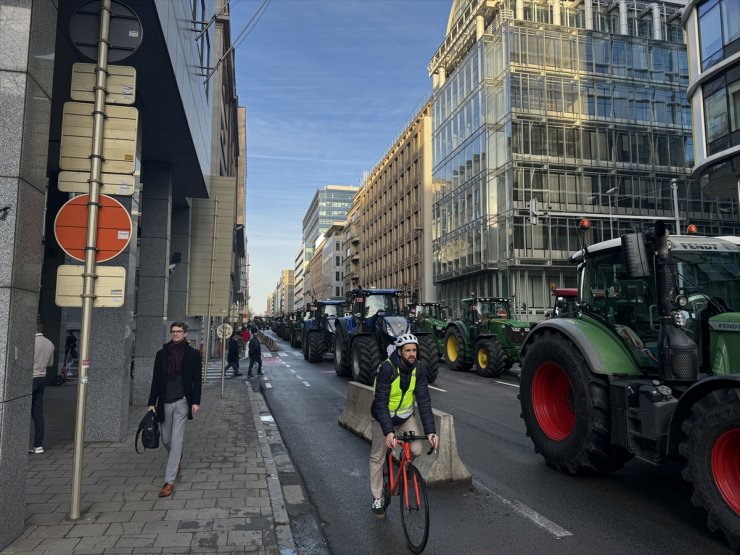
[393,432,438,455]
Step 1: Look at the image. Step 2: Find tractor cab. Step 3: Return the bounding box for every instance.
[548,288,579,319]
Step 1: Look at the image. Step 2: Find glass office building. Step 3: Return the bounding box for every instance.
[430,0,740,317]
[683,0,740,199]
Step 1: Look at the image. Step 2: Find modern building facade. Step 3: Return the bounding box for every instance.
[294,244,306,310]
[302,184,359,261]
[271,269,295,315]
[429,0,740,319]
[355,102,437,301]
[682,0,740,200]
[0,1,244,547]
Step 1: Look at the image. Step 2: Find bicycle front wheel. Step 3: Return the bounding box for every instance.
[399,464,429,554]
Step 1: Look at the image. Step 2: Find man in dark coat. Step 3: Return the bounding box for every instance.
[147,321,202,497]
[224,333,242,377]
[247,327,263,377]
[369,333,439,517]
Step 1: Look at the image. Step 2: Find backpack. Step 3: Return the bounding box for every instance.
[135,410,160,453]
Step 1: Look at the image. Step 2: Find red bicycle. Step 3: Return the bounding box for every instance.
[382,431,435,553]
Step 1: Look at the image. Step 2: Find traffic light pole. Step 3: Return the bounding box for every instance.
[70,0,111,521]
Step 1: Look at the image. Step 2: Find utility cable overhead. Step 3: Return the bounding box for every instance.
[205,0,271,83]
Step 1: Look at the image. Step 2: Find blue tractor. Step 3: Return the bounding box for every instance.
[334,288,440,385]
[303,299,344,362]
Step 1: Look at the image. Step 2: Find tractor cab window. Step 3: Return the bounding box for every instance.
[476,301,510,320]
[323,304,339,318]
[582,250,659,368]
[362,295,399,318]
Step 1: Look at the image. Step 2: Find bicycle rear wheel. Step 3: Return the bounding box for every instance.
[399,464,429,554]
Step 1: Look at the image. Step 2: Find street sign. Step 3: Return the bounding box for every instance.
[59,101,138,174]
[58,171,135,196]
[54,194,132,262]
[216,323,233,339]
[71,63,136,105]
[69,1,143,63]
[55,265,126,308]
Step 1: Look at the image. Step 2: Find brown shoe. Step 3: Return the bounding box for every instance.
[159,483,174,497]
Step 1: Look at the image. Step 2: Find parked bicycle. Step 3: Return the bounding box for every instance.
[382,431,435,553]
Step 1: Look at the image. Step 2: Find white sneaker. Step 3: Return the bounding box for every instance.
[371,497,385,517]
[29,447,44,454]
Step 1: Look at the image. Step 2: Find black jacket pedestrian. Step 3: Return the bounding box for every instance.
[248,336,261,358]
[371,351,436,437]
[148,342,202,422]
[227,336,240,363]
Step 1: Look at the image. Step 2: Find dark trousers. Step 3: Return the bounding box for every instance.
[225,359,240,373]
[248,356,262,375]
[31,377,45,448]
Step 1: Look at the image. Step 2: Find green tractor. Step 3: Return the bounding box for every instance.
[303,299,344,362]
[406,302,448,359]
[444,297,531,377]
[519,221,740,550]
[289,309,306,349]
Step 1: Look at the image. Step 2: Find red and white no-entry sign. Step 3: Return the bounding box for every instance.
[54,194,132,262]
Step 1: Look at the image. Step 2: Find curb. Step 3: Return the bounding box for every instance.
[247,383,297,554]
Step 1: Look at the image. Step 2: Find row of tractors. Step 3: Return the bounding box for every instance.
[267,220,740,550]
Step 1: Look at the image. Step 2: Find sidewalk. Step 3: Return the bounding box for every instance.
[2,366,296,554]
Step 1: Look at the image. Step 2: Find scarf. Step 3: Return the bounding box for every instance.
[166,340,186,380]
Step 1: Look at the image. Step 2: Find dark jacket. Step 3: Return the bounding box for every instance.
[371,351,436,437]
[148,342,203,422]
[227,336,240,362]
[248,336,261,358]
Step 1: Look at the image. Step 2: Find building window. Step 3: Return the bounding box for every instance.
[698,0,740,71]
[335,256,341,266]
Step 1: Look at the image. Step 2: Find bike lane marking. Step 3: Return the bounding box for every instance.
[429,385,447,392]
[302,381,311,387]
[493,380,519,388]
[473,479,573,538]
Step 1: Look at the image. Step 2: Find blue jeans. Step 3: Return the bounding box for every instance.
[31,377,46,448]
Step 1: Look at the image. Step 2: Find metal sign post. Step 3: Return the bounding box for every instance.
[69,0,111,521]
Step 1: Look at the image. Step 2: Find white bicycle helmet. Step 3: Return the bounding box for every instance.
[394,333,418,348]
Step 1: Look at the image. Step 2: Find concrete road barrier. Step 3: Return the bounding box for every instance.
[256,331,278,352]
[338,381,471,486]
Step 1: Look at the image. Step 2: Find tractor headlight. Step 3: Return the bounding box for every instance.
[384,321,396,337]
[671,310,686,328]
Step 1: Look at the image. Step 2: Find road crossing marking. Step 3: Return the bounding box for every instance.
[494,380,519,388]
[429,385,447,392]
[473,479,573,539]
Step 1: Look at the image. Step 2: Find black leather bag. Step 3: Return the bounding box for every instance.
[135,410,160,453]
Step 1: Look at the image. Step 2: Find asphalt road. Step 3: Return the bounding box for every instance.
[259,332,732,554]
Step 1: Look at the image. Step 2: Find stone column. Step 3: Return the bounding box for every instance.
[82,194,138,441]
[0,0,57,549]
[132,163,172,406]
[167,204,191,322]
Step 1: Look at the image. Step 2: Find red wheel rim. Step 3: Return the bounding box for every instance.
[531,362,575,441]
[711,428,740,514]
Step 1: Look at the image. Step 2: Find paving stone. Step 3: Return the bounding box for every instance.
[164,509,201,521]
[34,537,81,551]
[65,522,111,537]
[153,532,193,547]
[73,534,119,551]
[226,530,262,547]
[141,520,181,534]
[191,531,228,547]
[177,519,214,532]
[95,510,135,523]
[130,509,167,522]
[114,534,157,548]
[211,517,248,532]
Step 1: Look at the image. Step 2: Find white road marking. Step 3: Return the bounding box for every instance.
[284,364,291,368]
[494,380,519,388]
[473,479,573,539]
[265,382,272,388]
[429,385,447,392]
[296,375,303,380]
[290,369,296,374]
[302,381,311,387]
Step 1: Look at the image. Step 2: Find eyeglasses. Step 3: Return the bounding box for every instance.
[171,330,185,334]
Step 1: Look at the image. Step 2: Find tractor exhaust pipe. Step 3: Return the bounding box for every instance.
[655,222,698,382]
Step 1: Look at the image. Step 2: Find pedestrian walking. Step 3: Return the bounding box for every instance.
[30,321,54,454]
[247,327,263,377]
[225,333,242,377]
[147,321,202,497]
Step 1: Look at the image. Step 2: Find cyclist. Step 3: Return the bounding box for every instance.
[370,333,439,517]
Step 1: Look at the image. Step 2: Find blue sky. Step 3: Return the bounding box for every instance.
[231,0,452,314]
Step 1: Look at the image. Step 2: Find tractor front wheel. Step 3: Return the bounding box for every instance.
[519,330,632,474]
[680,388,740,551]
[351,335,380,385]
[307,330,325,362]
[417,335,439,384]
[334,326,351,377]
[445,327,471,372]
[475,338,506,378]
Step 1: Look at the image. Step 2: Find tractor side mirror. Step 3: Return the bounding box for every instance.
[623,232,650,278]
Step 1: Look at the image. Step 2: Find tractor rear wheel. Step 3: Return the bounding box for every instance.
[302,332,308,359]
[351,335,380,385]
[334,326,351,377]
[475,338,506,378]
[307,330,325,362]
[417,335,439,384]
[680,388,740,552]
[445,327,472,372]
[519,330,632,474]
